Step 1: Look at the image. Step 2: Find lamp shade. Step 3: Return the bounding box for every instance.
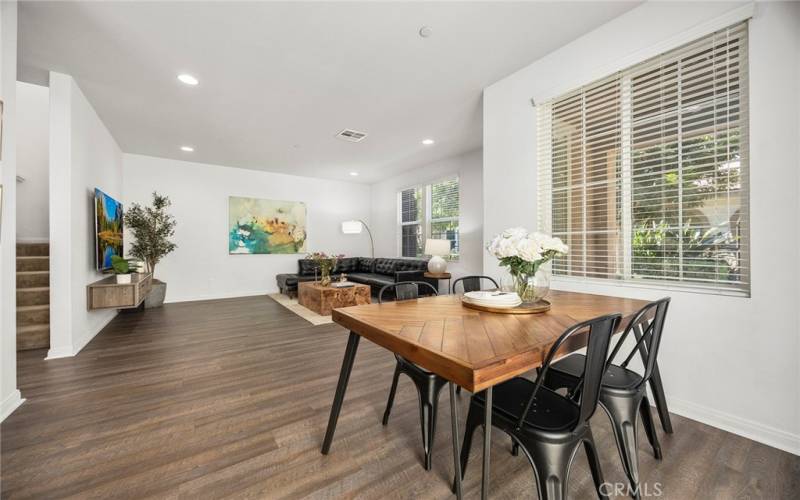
[424,239,451,256]
[341,220,363,234]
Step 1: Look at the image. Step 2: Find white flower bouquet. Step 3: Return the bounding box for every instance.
[487,227,568,302]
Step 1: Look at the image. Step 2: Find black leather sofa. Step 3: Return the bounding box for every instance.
[276,257,435,299]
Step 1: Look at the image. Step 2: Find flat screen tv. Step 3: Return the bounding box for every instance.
[94,188,124,271]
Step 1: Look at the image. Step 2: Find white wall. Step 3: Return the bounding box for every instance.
[370,149,483,292]
[122,154,371,303]
[0,0,23,423]
[16,81,49,242]
[484,1,800,454]
[48,71,123,359]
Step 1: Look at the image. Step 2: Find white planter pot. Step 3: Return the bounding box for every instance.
[116,274,132,284]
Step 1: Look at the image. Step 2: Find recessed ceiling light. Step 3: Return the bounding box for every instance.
[349,172,359,177]
[180,146,195,152]
[422,139,435,145]
[419,26,433,38]
[177,74,199,86]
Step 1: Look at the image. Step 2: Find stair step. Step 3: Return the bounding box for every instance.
[16,242,50,257]
[17,324,50,351]
[17,256,49,272]
[17,271,50,288]
[17,287,50,307]
[17,304,50,326]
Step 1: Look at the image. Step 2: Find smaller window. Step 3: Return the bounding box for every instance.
[398,178,460,260]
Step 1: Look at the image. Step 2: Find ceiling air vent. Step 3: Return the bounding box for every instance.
[336,129,368,143]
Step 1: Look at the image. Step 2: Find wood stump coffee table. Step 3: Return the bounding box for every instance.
[298,281,371,316]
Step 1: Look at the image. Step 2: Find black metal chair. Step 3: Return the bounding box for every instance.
[456,313,621,500]
[378,281,447,471]
[543,297,671,500]
[451,275,499,294]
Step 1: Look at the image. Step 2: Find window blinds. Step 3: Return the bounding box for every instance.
[399,178,460,259]
[400,187,424,258]
[430,179,460,256]
[537,22,749,295]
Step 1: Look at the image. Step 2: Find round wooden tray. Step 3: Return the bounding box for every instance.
[461,298,551,314]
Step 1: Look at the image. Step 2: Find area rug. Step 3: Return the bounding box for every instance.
[267,293,334,326]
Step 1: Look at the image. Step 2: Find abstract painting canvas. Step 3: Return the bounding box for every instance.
[228,196,307,254]
[94,188,124,270]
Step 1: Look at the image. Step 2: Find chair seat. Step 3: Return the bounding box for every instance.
[473,377,580,432]
[551,354,643,390]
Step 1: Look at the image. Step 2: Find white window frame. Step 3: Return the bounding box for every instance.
[397,176,460,261]
[537,23,750,297]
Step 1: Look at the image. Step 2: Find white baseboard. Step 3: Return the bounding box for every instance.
[165,290,271,304]
[46,344,74,359]
[46,311,117,359]
[16,236,49,244]
[0,390,25,422]
[666,395,800,456]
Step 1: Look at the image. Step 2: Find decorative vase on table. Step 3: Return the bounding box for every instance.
[488,228,567,305]
[306,252,344,287]
[503,266,551,303]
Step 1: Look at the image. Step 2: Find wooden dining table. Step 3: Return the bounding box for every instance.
[320,290,649,499]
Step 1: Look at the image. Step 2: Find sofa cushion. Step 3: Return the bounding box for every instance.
[374,258,397,275]
[358,258,375,273]
[394,258,428,272]
[335,257,359,274]
[348,272,394,288]
[298,259,320,276]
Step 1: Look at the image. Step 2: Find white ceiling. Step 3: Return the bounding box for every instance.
[19,1,638,183]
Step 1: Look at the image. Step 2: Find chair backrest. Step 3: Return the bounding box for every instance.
[378,281,439,304]
[451,275,499,294]
[605,297,670,390]
[517,313,620,431]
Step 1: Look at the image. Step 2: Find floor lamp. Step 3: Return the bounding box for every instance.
[341,220,374,258]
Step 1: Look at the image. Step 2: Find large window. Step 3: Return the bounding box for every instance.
[537,23,749,295]
[399,178,460,259]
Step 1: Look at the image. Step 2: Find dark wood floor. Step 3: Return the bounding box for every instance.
[2,296,798,499]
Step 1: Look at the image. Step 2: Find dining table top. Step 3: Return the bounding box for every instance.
[331,290,649,392]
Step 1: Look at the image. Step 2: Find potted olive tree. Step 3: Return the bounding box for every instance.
[124,192,177,308]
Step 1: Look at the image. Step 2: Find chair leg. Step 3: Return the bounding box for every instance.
[528,439,579,500]
[452,401,482,493]
[382,364,401,426]
[512,441,519,456]
[583,428,608,499]
[417,378,444,471]
[639,395,662,460]
[648,367,674,434]
[601,394,642,500]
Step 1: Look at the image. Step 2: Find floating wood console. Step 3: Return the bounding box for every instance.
[87,273,153,310]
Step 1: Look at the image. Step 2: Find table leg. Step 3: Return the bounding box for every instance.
[321,331,361,454]
[482,386,493,500]
[450,383,463,500]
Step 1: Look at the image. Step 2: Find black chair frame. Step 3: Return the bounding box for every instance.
[543,297,671,500]
[457,313,621,500]
[451,275,499,295]
[378,281,449,471]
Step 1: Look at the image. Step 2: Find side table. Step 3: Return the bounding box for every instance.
[424,272,452,295]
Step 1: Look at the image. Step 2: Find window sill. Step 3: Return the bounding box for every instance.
[550,275,750,298]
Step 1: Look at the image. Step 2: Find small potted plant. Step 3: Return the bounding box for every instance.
[111,255,133,284]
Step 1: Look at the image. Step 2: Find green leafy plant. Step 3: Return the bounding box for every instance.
[110,255,131,275]
[124,192,177,277]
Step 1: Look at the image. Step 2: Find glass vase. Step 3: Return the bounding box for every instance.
[320,267,332,287]
[510,268,550,304]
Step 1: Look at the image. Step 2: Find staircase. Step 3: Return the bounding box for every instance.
[17,243,50,351]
